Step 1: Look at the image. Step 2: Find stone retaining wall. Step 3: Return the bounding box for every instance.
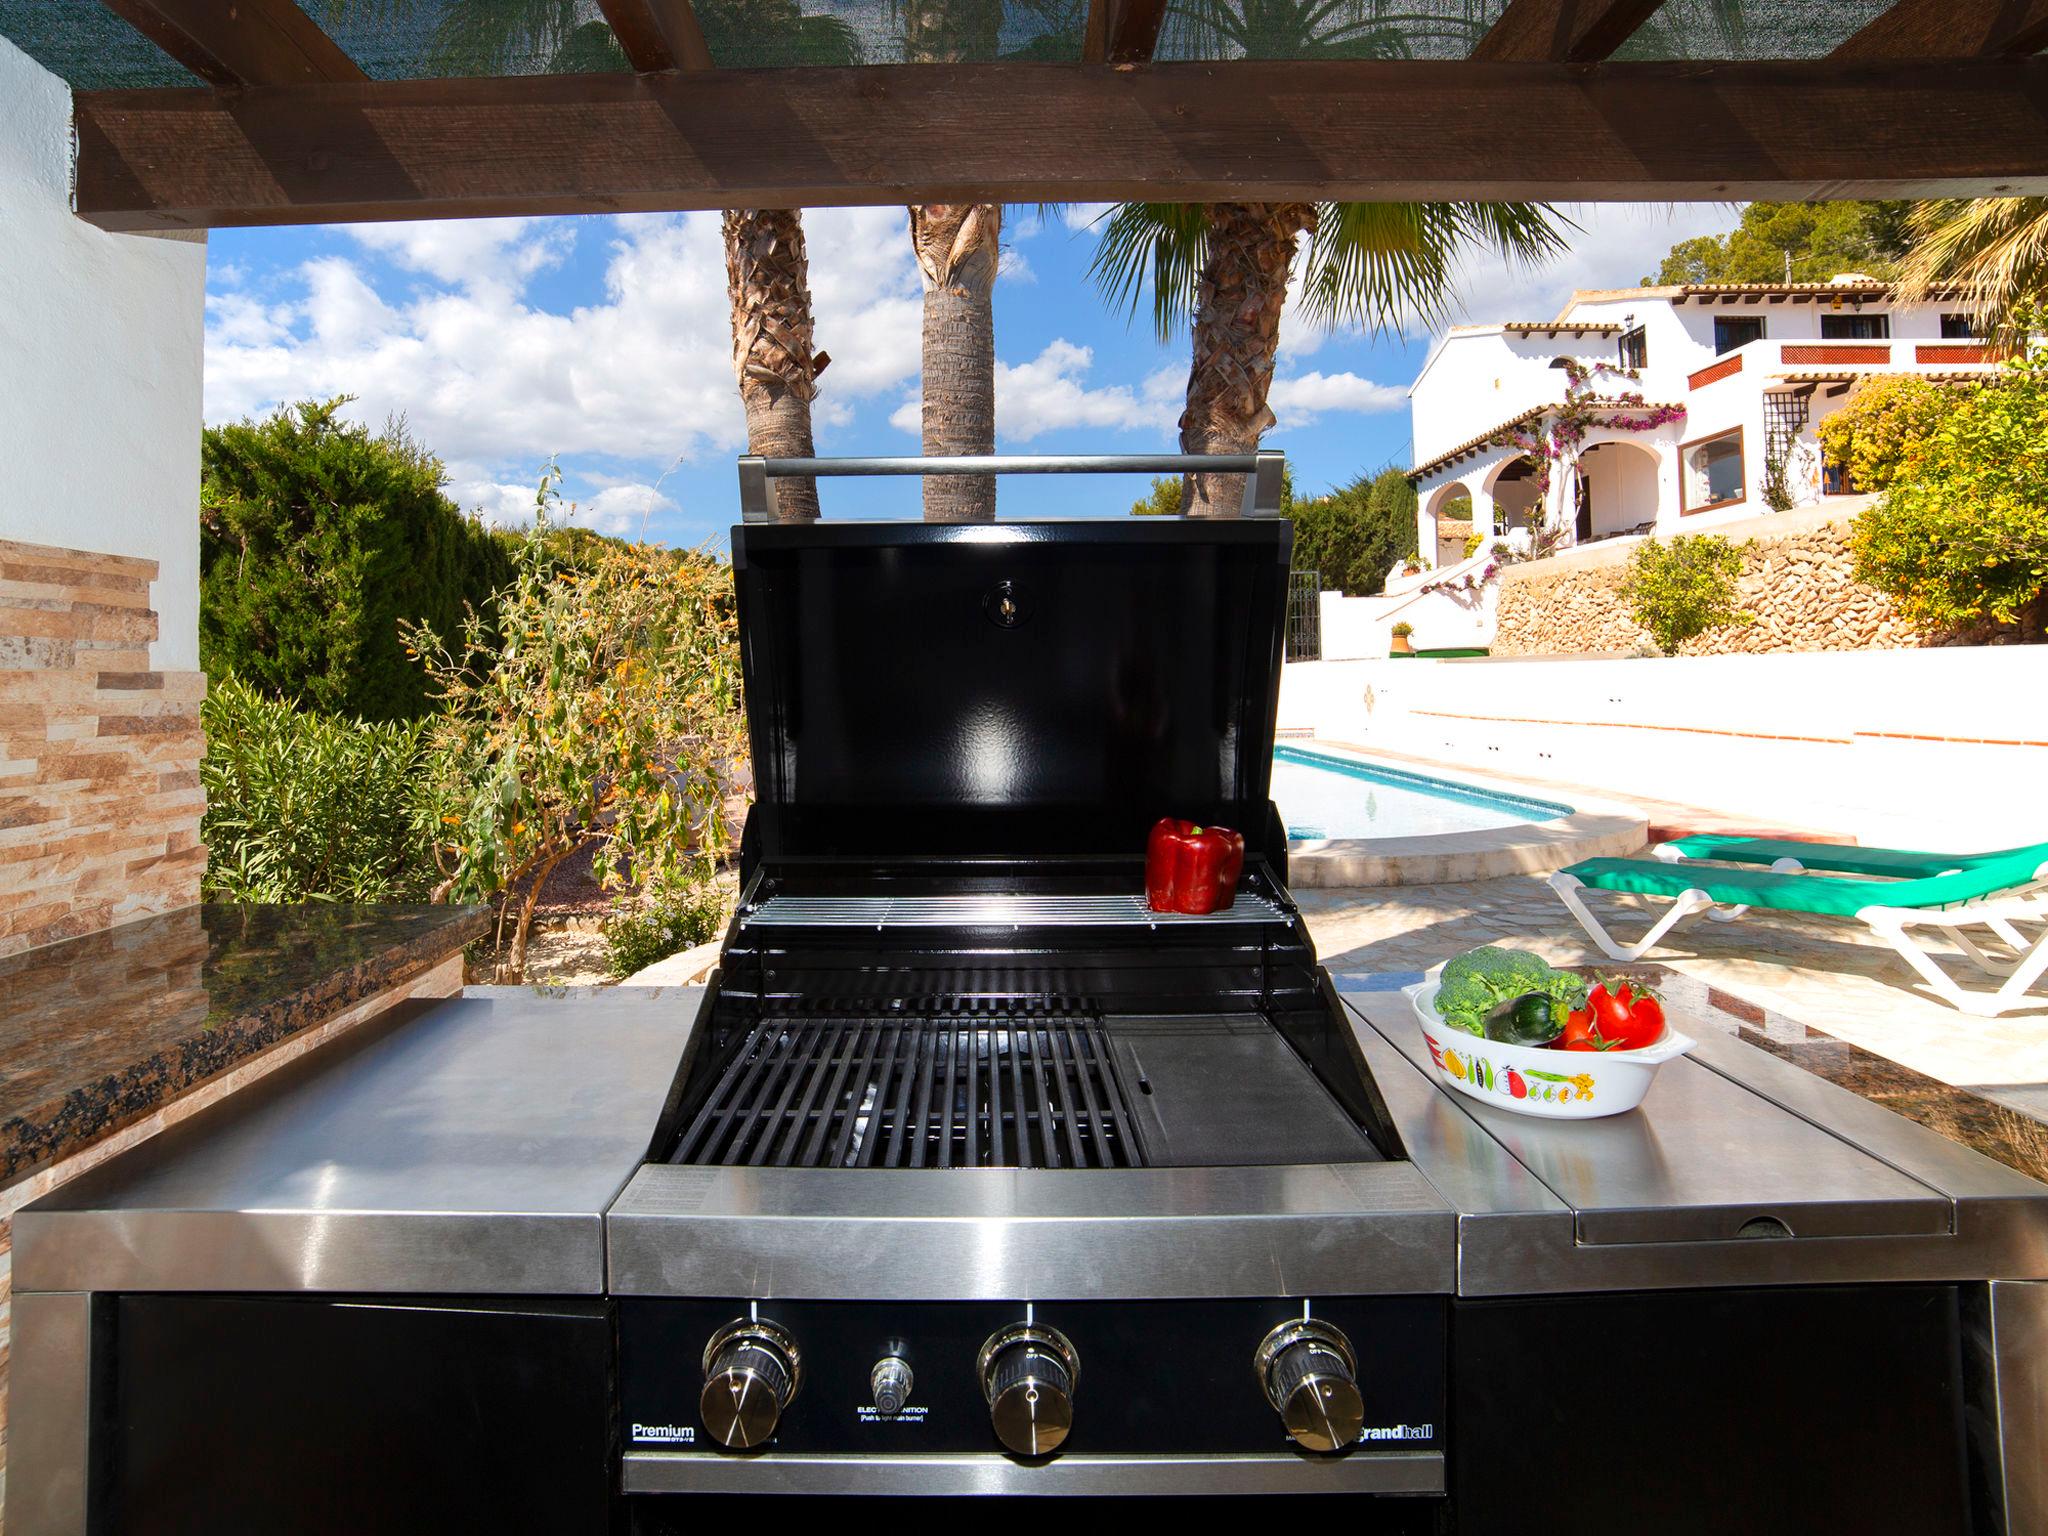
[1493,515,1924,657]
[0,538,205,956]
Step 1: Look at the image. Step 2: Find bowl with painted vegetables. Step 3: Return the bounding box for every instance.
[1404,946,1694,1120]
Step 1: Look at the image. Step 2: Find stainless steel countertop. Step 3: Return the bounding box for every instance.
[17,983,2048,1301]
[14,987,701,1295]
[1344,991,2048,1295]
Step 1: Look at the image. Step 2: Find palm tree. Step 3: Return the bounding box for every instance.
[1897,199,2048,346]
[895,1,1009,520]
[1087,3,1570,515]
[324,0,855,521]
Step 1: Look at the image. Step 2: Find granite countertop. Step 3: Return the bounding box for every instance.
[0,903,488,1191]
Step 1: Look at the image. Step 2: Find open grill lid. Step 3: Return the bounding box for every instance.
[731,519,1293,869]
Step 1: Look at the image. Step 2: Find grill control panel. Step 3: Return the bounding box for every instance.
[621,1297,1445,1459]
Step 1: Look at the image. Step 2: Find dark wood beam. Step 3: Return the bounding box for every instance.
[1082,0,1113,63]
[71,57,2048,233]
[1469,0,1668,62]
[99,0,364,86]
[595,0,715,72]
[1106,0,1171,64]
[1831,0,2048,60]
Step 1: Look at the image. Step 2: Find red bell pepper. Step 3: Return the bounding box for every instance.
[1145,818,1245,915]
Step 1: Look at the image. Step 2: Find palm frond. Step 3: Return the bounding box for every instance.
[1899,198,2048,343]
[1088,202,1215,343]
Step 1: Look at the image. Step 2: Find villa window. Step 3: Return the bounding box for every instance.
[1618,326,1648,370]
[1681,427,1745,513]
[1941,313,1980,339]
[1820,312,1889,341]
[1713,316,1764,355]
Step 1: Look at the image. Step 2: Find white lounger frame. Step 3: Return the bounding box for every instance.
[1548,849,2048,1018]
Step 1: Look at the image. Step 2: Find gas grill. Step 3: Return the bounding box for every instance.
[608,491,1455,1496]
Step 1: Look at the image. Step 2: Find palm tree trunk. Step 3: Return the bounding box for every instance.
[1178,202,1317,517]
[910,203,1002,521]
[724,208,826,521]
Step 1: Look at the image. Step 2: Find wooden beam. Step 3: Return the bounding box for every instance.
[1831,0,2048,60]
[1082,0,1113,63]
[99,0,364,86]
[1469,0,1668,62]
[70,57,2048,233]
[595,0,715,73]
[1106,0,1170,64]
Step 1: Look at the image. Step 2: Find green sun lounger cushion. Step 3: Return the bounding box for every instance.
[1563,845,2048,917]
[1661,834,2048,882]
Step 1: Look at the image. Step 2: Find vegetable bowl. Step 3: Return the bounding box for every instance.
[1405,977,1695,1120]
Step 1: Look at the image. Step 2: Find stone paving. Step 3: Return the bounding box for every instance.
[1296,874,2048,1124]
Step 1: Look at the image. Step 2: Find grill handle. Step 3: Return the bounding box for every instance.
[737,451,1287,522]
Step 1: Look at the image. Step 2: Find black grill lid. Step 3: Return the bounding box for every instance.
[731,519,1292,867]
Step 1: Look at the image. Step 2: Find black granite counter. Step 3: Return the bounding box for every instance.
[0,903,488,1190]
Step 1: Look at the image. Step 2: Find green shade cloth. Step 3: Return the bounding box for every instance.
[1659,835,2048,880]
[1565,842,2048,917]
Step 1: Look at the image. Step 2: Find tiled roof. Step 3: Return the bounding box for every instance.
[1409,399,1683,483]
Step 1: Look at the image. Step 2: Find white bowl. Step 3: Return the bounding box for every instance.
[1404,980,1695,1120]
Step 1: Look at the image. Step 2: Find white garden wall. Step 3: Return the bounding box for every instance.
[1279,649,2048,848]
[0,35,206,670]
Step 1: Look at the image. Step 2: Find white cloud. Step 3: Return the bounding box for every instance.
[999,246,1037,285]
[1446,202,1736,326]
[1266,371,1408,428]
[1061,204,1114,232]
[204,207,924,493]
[342,216,575,295]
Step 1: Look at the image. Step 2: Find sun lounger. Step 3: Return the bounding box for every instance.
[1549,840,2048,1017]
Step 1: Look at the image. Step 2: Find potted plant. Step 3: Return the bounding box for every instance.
[1390,622,1415,656]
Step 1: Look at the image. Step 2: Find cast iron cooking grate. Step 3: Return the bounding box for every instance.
[670,1014,1145,1169]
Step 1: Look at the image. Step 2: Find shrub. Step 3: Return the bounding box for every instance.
[200,674,436,902]
[1619,535,1751,655]
[408,472,746,979]
[604,879,731,979]
[1849,336,2048,638]
[201,399,514,721]
[1815,374,1953,494]
[1462,531,1485,559]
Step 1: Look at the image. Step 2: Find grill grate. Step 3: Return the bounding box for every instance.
[670,1014,1145,1170]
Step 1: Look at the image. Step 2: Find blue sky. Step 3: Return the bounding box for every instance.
[204,202,1732,551]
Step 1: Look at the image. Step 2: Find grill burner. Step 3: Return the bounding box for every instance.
[671,1014,1144,1170]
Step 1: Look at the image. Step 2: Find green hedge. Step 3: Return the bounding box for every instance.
[200,399,514,721]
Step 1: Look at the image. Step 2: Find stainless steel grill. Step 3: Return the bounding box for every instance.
[743,891,1285,929]
[670,1015,1144,1170]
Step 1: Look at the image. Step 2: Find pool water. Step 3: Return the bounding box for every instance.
[1271,746,1572,841]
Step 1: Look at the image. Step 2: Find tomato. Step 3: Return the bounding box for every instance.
[1607,992,1665,1050]
[1587,979,1666,1050]
[1558,1011,1615,1052]
[1587,983,1631,1035]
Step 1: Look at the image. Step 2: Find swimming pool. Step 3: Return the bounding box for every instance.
[1272,746,1573,841]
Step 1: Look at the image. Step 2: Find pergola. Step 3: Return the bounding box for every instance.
[1,0,2042,233]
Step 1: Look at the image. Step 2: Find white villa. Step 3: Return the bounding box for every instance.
[1409,277,2001,566]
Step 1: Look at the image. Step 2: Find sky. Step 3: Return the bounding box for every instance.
[203,202,1737,552]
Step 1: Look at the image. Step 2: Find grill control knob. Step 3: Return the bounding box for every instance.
[871,1356,915,1417]
[700,1319,801,1449]
[978,1324,1078,1457]
[1256,1319,1364,1454]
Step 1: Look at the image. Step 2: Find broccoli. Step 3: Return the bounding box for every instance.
[1434,946,1588,1039]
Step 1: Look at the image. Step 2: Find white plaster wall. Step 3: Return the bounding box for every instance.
[0,36,206,671]
[1294,651,2048,848]
[1408,329,1572,462]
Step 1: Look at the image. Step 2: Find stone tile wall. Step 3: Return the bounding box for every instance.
[1493,516,1925,657]
[0,538,205,956]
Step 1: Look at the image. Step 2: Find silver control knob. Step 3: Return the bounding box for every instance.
[871,1356,915,1417]
[1256,1319,1364,1454]
[978,1324,1078,1457]
[700,1319,801,1449]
